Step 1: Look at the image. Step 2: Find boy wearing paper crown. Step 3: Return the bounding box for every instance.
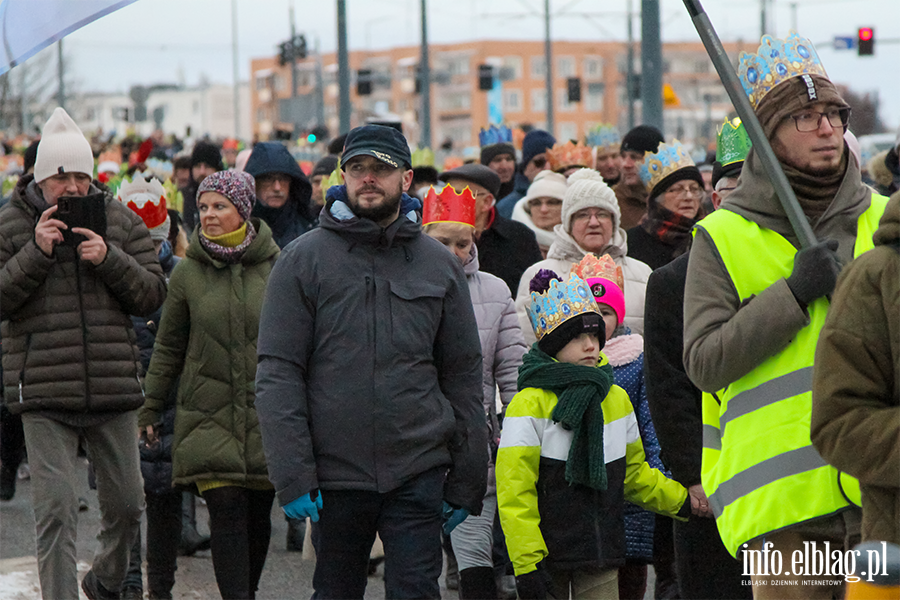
[683,32,890,596]
[423,183,527,600]
[496,266,690,599]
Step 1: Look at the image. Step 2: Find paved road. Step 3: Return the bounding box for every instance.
[0,459,460,599]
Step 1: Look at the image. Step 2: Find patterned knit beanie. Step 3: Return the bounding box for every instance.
[197,170,256,221]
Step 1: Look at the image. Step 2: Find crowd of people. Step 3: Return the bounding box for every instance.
[0,30,898,600]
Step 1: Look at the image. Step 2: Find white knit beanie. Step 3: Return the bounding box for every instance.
[33,107,94,184]
[561,168,620,233]
[522,170,568,208]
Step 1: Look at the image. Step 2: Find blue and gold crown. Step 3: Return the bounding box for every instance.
[585,124,621,152]
[738,31,828,110]
[527,273,600,342]
[639,140,695,190]
[479,125,513,147]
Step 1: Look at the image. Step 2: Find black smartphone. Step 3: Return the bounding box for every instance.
[56,193,107,246]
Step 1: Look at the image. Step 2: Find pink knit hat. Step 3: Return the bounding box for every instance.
[583,277,625,325]
[572,253,626,325]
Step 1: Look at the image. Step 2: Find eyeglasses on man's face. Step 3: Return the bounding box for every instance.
[788,107,851,133]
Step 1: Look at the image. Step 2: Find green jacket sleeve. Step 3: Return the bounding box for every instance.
[496,388,549,576]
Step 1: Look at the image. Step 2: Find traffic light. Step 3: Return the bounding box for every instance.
[858,27,874,56]
[357,69,372,96]
[567,77,582,103]
[478,64,494,91]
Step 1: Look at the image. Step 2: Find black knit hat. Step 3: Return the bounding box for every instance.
[191,141,224,171]
[538,313,603,357]
[711,161,744,189]
[620,125,664,155]
[439,163,501,198]
[312,155,339,177]
[23,139,40,174]
[480,143,516,166]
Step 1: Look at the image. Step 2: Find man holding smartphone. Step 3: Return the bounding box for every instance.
[0,107,167,600]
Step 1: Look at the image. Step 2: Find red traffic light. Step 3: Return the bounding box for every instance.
[858,27,873,41]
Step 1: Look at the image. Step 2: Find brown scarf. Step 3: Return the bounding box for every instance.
[781,150,848,225]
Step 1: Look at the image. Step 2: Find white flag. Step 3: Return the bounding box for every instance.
[0,0,138,75]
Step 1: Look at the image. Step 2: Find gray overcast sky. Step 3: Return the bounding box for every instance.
[57,0,899,129]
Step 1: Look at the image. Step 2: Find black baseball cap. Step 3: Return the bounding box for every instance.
[340,124,412,170]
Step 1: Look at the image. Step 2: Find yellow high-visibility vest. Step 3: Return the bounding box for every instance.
[697,193,888,557]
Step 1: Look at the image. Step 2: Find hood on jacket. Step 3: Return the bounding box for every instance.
[511,195,560,250]
[720,145,870,244]
[874,192,899,247]
[463,242,480,276]
[321,184,422,248]
[244,142,314,219]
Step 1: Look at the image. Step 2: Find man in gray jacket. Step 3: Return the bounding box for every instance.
[255,124,487,599]
[0,108,166,599]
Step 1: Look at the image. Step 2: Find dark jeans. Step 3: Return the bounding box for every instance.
[311,467,445,600]
[202,486,275,600]
[0,405,25,471]
[122,489,182,596]
[673,514,752,599]
[654,515,680,599]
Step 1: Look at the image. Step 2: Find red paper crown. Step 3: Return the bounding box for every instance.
[126,196,167,229]
[423,184,476,227]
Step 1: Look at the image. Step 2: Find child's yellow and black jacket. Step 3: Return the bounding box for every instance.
[496,356,689,576]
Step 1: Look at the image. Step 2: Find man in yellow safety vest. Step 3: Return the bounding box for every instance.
[682,31,889,598]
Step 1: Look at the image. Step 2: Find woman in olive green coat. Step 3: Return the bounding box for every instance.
[139,170,280,600]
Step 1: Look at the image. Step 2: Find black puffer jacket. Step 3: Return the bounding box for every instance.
[0,175,166,414]
[255,186,488,514]
[245,142,315,248]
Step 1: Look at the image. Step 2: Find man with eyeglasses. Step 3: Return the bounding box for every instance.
[495,129,556,219]
[440,164,542,299]
[683,33,889,597]
[244,141,316,249]
[254,124,487,599]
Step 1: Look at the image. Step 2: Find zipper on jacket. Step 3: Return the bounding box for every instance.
[18,333,32,403]
[74,264,92,410]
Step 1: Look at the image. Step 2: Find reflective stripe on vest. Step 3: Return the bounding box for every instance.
[697,193,888,557]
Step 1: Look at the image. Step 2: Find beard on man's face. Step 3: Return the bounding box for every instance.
[347,181,403,223]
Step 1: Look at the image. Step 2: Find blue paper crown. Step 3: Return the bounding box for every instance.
[526,274,600,341]
[585,125,621,151]
[479,125,513,147]
[738,31,828,110]
[639,140,695,189]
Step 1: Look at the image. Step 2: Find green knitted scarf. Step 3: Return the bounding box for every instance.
[517,345,614,490]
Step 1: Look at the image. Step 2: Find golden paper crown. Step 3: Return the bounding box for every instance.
[738,31,828,110]
[639,140,695,193]
[572,254,624,292]
[546,141,594,173]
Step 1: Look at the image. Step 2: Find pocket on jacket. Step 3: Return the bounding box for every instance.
[388,281,445,356]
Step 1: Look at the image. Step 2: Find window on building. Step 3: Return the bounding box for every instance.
[583,56,603,79]
[557,89,575,112]
[586,82,605,112]
[257,107,267,122]
[530,56,546,79]
[694,59,710,73]
[504,89,521,112]
[438,92,471,111]
[274,75,286,92]
[445,57,470,76]
[531,88,547,112]
[558,122,577,142]
[502,56,523,80]
[557,56,576,78]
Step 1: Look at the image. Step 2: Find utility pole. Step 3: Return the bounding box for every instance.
[640,0,663,132]
[626,0,635,130]
[56,40,65,111]
[337,0,351,134]
[231,0,240,138]
[760,0,769,37]
[790,2,798,31]
[544,0,553,135]
[419,0,432,148]
[314,37,325,129]
[290,3,300,137]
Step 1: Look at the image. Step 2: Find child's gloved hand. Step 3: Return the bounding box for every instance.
[282,490,322,522]
[441,500,469,535]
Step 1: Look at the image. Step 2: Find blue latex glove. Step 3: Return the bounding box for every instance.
[282,490,323,522]
[441,501,470,535]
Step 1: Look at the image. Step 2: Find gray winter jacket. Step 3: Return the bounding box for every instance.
[464,245,527,444]
[255,187,488,514]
